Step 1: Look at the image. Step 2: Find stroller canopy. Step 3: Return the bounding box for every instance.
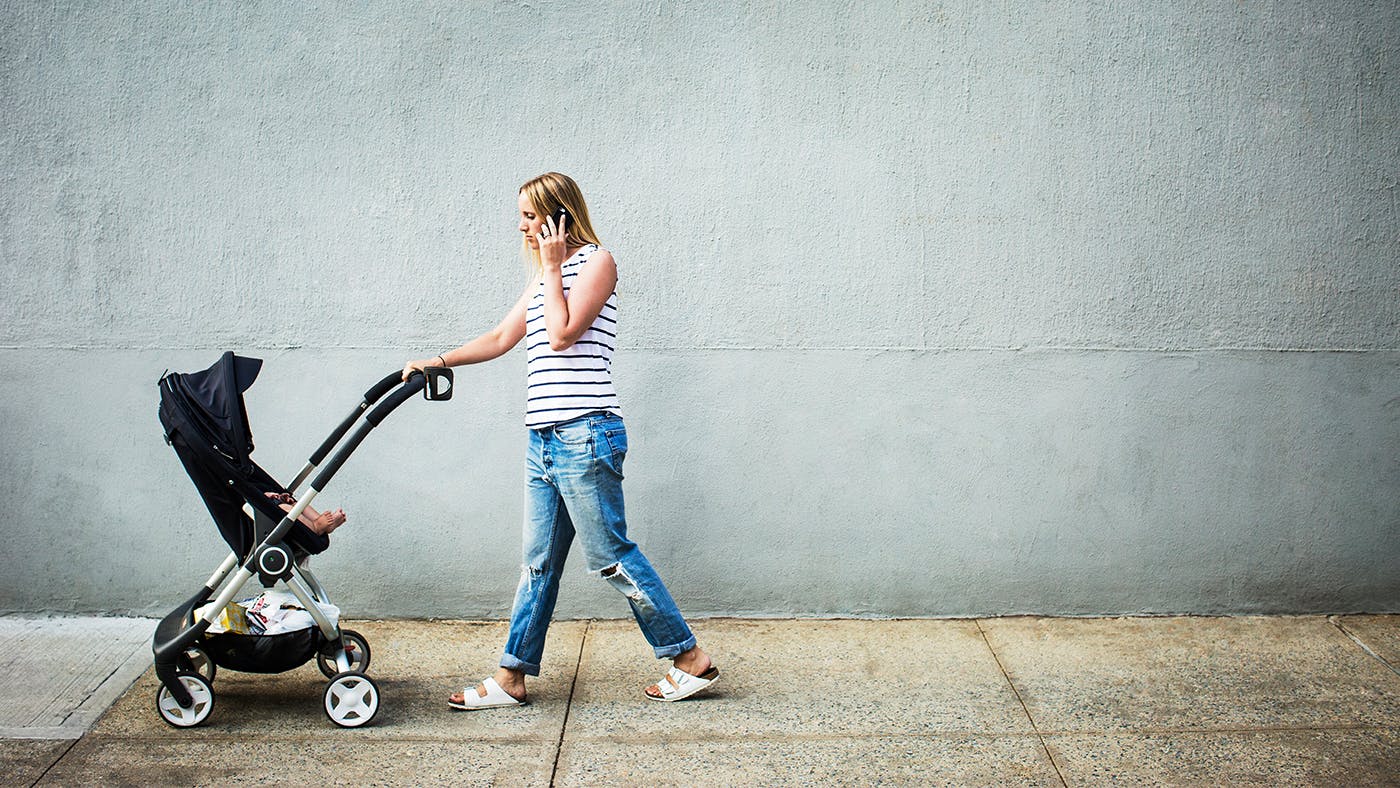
[160,352,328,559]
[165,351,262,471]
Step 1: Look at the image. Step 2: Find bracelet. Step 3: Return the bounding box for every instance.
[435,354,446,367]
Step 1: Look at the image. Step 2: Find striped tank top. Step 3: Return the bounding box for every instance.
[524,244,621,428]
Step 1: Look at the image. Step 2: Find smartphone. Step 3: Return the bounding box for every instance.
[551,206,570,229]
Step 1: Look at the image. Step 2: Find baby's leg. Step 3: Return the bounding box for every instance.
[264,493,346,535]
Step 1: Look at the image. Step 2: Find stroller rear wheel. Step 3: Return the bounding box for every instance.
[155,673,215,728]
[317,629,371,678]
[180,646,216,683]
[324,671,379,728]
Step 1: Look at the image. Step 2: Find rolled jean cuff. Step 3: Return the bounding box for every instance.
[652,634,697,660]
[500,652,541,677]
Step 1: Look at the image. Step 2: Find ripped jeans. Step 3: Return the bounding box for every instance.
[501,411,696,676]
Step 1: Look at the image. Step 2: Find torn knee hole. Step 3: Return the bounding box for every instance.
[598,563,650,605]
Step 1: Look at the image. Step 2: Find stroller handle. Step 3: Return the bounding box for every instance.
[309,371,429,493]
[306,369,435,468]
[363,370,408,406]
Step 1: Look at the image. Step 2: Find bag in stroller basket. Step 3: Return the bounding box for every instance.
[150,351,452,728]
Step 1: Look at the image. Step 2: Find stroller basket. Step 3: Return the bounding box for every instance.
[203,629,323,674]
[150,352,452,728]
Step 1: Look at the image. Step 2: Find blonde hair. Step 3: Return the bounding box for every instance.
[520,172,602,273]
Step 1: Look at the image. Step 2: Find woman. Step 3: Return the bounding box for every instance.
[403,172,717,709]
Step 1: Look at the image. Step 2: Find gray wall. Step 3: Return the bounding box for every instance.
[2,1,1397,618]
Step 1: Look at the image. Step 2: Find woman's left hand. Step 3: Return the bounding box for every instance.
[537,212,569,270]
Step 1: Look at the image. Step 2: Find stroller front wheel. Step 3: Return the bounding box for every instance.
[155,674,215,728]
[324,671,379,728]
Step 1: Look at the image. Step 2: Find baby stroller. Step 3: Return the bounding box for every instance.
[151,352,452,728]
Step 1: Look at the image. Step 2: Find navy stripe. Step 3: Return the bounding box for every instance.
[527,393,620,403]
[527,414,616,427]
[529,365,609,376]
[526,352,611,362]
[527,380,614,389]
[529,340,614,352]
[537,309,616,326]
[561,339,613,351]
[528,325,615,339]
[524,332,614,350]
[527,404,619,415]
[527,297,617,313]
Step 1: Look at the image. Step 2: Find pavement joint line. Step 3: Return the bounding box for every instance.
[543,724,1400,744]
[1328,615,1400,680]
[557,731,1056,742]
[549,618,590,787]
[57,653,130,728]
[29,736,80,788]
[64,722,1398,746]
[1036,724,1400,737]
[974,618,1069,788]
[68,733,565,743]
[561,722,1400,740]
[23,344,1397,354]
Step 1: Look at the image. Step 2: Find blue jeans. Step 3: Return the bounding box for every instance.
[501,412,696,676]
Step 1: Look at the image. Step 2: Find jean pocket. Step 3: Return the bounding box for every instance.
[601,425,628,476]
[553,420,593,445]
[602,425,628,457]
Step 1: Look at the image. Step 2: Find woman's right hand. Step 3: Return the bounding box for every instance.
[402,358,431,381]
[404,352,450,380]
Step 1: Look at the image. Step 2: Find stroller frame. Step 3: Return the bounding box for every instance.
[152,355,452,727]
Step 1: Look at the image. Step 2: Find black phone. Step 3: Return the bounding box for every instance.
[551,206,570,229]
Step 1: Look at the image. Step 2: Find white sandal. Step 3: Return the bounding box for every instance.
[448,677,527,711]
[646,665,720,702]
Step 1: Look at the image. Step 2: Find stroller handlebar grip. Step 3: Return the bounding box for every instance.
[308,407,365,467]
[307,368,443,475]
[311,374,427,491]
[309,366,399,466]
[363,370,408,406]
[366,373,426,426]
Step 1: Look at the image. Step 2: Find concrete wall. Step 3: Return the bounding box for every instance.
[2,1,1397,618]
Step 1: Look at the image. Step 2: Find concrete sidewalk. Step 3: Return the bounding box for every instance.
[2,615,1398,786]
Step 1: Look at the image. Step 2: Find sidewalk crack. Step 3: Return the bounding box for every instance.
[1328,615,1400,679]
[976,619,1068,787]
[549,619,591,787]
[30,737,80,788]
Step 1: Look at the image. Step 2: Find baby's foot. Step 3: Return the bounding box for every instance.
[311,509,346,535]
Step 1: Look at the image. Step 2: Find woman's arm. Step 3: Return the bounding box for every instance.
[540,248,617,351]
[403,282,534,379]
